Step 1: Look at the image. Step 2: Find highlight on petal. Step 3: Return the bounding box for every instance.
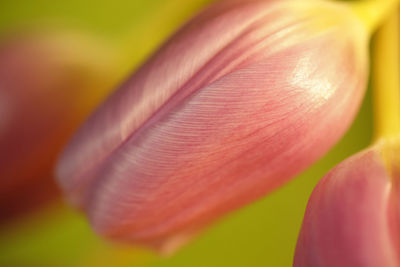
[0,30,117,223]
[294,143,400,267]
[56,0,369,252]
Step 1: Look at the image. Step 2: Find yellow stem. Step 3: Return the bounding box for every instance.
[349,0,400,34]
[372,8,400,142]
[371,8,400,179]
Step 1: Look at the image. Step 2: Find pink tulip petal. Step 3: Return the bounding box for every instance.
[56,0,369,250]
[294,147,400,267]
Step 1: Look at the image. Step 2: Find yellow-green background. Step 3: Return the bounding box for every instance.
[0,0,373,266]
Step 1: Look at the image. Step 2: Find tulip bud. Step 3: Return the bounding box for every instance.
[0,31,117,222]
[57,0,369,252]
[294,143,400,267]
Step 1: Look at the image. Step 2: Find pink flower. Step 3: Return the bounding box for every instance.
[294,143,400,267]
[56,0,369,252]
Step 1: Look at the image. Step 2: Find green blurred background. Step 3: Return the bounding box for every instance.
[0,0,373,266]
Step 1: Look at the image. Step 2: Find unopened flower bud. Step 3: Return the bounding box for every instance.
[57,0,369,252]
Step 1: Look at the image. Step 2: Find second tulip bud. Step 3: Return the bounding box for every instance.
[294,141,400,267]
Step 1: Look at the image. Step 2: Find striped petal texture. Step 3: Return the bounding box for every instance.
[56,0,369,252]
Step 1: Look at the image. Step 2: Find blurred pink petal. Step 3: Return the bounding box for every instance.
[0,31,116,223]
[57,0,369,252]
[294,145,400,266]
